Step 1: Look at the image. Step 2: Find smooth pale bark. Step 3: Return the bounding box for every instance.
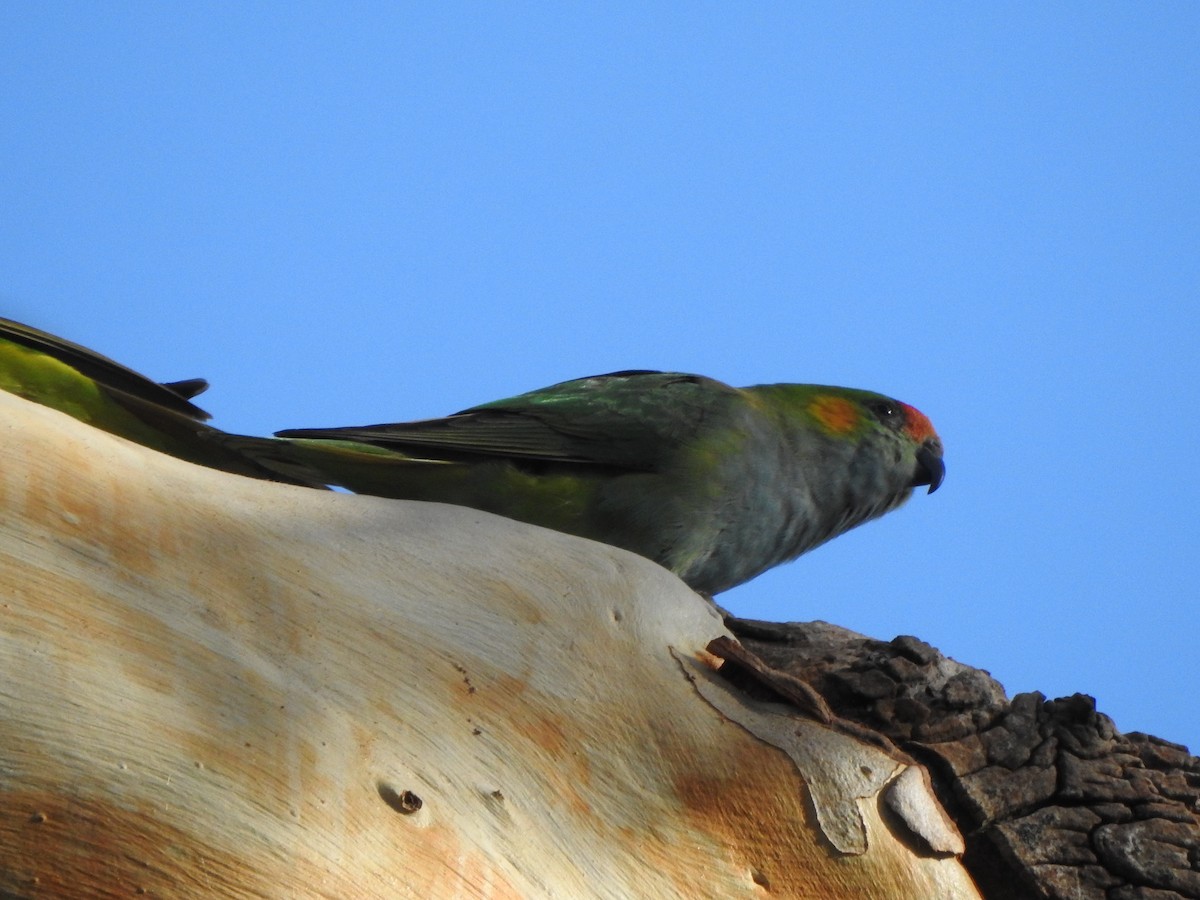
[0,391,977,898]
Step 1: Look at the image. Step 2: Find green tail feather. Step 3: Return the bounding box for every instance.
[0,317,328,489]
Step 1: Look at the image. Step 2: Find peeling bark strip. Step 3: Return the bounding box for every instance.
[727,618,1200,900]
[676,647,964,859]
[0,393,979,898]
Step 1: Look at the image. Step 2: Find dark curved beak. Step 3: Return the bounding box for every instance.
[914,442,945,494]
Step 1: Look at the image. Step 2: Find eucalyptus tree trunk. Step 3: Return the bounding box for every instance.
[1,391,1192,898]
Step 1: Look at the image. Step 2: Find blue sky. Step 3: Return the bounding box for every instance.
[3,5,1197,752]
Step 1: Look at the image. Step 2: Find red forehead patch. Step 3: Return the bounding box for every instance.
[900,402,937,442]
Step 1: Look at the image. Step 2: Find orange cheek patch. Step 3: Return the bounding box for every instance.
[808,395,861,435]
[900,403,937,442]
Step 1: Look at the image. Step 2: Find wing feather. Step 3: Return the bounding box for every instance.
[277,371,738,471]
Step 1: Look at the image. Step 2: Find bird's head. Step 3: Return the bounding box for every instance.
[798,388,945,497]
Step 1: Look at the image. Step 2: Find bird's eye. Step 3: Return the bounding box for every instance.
[866,399,900,424]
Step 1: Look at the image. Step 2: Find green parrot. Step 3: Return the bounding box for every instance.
[0,317,944,594]
[274,372,945,594]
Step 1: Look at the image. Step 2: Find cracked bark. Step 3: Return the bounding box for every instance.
[725,617,1200,900]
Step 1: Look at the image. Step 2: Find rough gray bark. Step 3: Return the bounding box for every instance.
[724,618,1200,900]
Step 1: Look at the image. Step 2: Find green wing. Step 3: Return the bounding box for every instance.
[277,370,738,471]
